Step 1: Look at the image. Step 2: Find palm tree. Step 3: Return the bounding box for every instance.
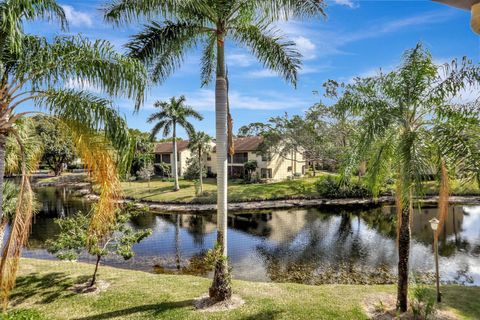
[0,0,146,308]
[103,0,325,302]
[148,96,203,191]
[331,44,480,312]
[188,130,212,195]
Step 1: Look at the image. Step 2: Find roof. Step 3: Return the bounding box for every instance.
[213,136,264,152]
[155,136,265,154]
[154,140,189,153]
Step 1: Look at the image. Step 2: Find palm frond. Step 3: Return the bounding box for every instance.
[231,23,301,86]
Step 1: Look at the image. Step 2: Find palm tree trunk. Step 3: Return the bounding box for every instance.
[396,193,412,312]
[0,134,6,248]
[198,149,203,195]
[209,32,232,302]
[172,123,180,191]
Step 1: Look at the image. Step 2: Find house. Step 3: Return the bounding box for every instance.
[153,136,305,181]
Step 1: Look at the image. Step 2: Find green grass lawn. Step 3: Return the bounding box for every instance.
[8,259,480,320]
[120,176,325,204]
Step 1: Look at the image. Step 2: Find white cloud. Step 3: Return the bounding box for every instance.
[331,0,358,9]
[140,89,311,112]
[294,36,316,60]
[227,54,255,67]
[65,78,100,93]
[61,5,93,27]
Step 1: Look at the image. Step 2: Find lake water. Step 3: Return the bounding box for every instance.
[15,187,480,285]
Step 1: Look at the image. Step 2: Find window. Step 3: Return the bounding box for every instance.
[287,166,292,172]
[155,154,162,163]
[261,168,272,179]
[207,167,212,174]
[161,154,171,164]
[261,153,272,162]
[207,154,212,161]
[228,152,248,164]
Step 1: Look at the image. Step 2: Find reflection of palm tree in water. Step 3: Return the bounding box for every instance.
[186,215,207,246]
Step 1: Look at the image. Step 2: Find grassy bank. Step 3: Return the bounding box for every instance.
[120,177,323,204]
[8,259,480,319]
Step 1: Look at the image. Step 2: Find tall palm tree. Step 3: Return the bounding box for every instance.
[331,44,480,312]
[103,0,325,302]
[148,96,203,191]
[0,1,146,308]
[188,130,212,195]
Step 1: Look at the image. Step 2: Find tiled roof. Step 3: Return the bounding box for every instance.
[213,136,264,152]
[155,136,264,154]
[154,140,189,153]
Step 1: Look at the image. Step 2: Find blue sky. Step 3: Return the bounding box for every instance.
[23,0,480,139]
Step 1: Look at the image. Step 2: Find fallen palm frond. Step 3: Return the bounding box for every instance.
[69,125,122,242]
[436,160,449,240]
[0,131,35,311]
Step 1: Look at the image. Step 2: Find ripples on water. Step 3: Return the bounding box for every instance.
[14,187,480,285]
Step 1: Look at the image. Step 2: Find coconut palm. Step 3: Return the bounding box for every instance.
[0,0,146,308]
[188,130,212,195]
[148,96,203,191]
[331,44,480,311]
[103,0,325,301]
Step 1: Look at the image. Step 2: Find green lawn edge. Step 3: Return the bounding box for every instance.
[8,258,480,320]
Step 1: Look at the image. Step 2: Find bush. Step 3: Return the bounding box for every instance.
[410,284,436,319]
[315,176,371,198]
[184,157,206,180]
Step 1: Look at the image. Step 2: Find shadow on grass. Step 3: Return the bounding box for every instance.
[11,272,89,306]
[241,310,284,320]
[73,300,194,320]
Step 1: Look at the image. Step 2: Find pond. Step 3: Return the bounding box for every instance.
[13,187,480,285]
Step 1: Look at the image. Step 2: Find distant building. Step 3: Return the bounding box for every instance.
[153,136,305,181]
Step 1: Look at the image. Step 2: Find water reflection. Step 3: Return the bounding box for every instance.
[19,187,480,285]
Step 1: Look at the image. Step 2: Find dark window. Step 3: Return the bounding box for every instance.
[161,154,171,164]
[261,153,272,161]
[287,166,292,172]
[207,154,212,161]
[155,154,162,163]
[229,152,248,164]
[207,167,212,173]
[261,168,272,179]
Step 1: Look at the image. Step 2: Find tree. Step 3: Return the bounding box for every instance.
[137,162,155,188]
[188,130,212,195]
[243,160,257,182]
[331,44,480,312]
[33,115,76,176]
[0,0,146,308]
[148,96,203,191]
[46,208,152,287]
[104,0,325,302]
[128,129,154,177]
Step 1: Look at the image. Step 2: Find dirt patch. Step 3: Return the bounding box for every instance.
[363,293,458,320]
[194,294,245,312]
[68,280,110,295]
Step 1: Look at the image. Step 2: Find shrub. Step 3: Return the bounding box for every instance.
[410,283,436,319]
[184,157,206,180]
[315,176,371,198]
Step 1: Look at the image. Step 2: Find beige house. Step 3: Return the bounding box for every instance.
[153,136,305,181]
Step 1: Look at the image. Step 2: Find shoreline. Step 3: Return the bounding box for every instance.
[83,193,480,213]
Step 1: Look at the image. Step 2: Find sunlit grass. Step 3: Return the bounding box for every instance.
[8,258,480,320]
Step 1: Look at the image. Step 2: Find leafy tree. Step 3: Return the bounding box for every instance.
[104,0,325,302]
[136,162,155,188]
[47,208,152,287]
[129,129,154,177]
[33,115,76,176]
[188,130,212,194]
[0,0,146,308]
[183,156,206,181]
[243,160,257,182]
[237,122,270,137]
[148,96,203,191]
[331,44,480,311]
